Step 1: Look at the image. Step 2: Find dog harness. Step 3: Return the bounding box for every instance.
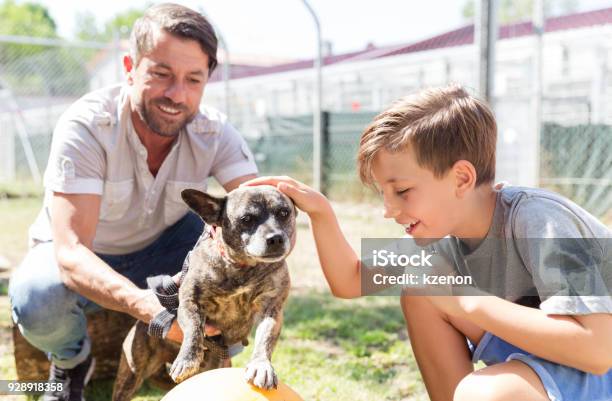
[146,227,231,360]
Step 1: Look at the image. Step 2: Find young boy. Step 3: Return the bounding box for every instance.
[244,84,612,401]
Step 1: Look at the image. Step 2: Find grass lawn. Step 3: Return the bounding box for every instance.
[34,293,426,401]
[0,190,428,400]
[0,197,40,267]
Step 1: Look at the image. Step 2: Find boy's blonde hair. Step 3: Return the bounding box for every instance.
[358,84,497,188]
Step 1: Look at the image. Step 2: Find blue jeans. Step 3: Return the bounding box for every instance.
[469,332,612,401]
[9,212,203,369]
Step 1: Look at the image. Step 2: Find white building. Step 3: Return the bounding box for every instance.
[4,7,611,214]
[205,7,612,126]
[201,7,612,191]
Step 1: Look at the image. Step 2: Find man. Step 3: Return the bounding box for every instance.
[8,4,257,400]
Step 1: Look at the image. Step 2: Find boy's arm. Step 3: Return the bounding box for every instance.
[308,202,362,298]
[242,176,362,298]
[430,296,612,375]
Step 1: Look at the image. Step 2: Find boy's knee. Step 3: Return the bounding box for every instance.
[454,371,522,401]
[454,373,496,401]
[400,295,426,311]
[400,295,441,319]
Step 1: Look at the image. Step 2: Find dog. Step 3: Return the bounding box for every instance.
[111,185,296,401]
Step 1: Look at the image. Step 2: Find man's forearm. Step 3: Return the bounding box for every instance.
[56,243,159,323]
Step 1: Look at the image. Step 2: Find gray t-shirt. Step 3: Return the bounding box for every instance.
[435,185,612,315]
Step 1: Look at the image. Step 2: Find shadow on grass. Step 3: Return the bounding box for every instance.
[4,290,422,401]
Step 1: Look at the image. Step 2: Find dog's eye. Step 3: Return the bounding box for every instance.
[241,214,253,223]
[277,208,290,218]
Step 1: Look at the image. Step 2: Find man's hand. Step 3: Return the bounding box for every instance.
[241,176,331,218]
[165,320,221,343]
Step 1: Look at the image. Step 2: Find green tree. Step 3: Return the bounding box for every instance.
[0,0,56,37]
[74,6,149,42]
[461,0,578,24]
[0,0,57,63]
[0,1,91,97]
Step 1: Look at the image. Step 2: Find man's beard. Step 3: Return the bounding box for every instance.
[136,97,196,137]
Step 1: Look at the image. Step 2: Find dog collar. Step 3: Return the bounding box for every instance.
[208,225,251,268]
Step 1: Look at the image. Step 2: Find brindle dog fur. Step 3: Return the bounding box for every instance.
[112,185,295,401]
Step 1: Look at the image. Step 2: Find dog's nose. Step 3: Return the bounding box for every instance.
[266,233,284,247]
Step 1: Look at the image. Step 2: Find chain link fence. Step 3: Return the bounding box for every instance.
[247,112,378,200]
[1,32,611,222]
[541,123,612,222]
[0,34,124,182]
[248,111,612,221]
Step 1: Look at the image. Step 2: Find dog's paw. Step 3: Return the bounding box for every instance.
[169,355,201,384]
[244,359,278,389]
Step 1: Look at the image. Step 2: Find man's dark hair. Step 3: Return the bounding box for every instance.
[130,3,218,74]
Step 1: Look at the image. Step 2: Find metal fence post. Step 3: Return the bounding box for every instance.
[476,0,497,104]
[300,0,323,192]
[321,110,330,195]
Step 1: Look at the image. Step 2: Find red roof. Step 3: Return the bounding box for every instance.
[209,47,372,82]
[209,7,612,82]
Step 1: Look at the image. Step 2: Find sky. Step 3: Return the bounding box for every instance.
[31,0,612,60]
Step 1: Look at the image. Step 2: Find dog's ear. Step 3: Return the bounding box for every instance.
[284,194,298,217]
[292,202,298,217]
[181,189,226,225]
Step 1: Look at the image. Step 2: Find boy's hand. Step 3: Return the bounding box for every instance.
[241,176,331,217]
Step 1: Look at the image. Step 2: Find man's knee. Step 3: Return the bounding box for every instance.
[9,245,79,334]
[11,279,78,334]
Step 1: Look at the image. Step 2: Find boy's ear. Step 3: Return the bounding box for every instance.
[181,189,227,225]
[452,160,477,197]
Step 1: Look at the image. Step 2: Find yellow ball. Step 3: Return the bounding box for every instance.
[161,368,304,401]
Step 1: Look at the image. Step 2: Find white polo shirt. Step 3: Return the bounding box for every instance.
[29,84,258,255]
